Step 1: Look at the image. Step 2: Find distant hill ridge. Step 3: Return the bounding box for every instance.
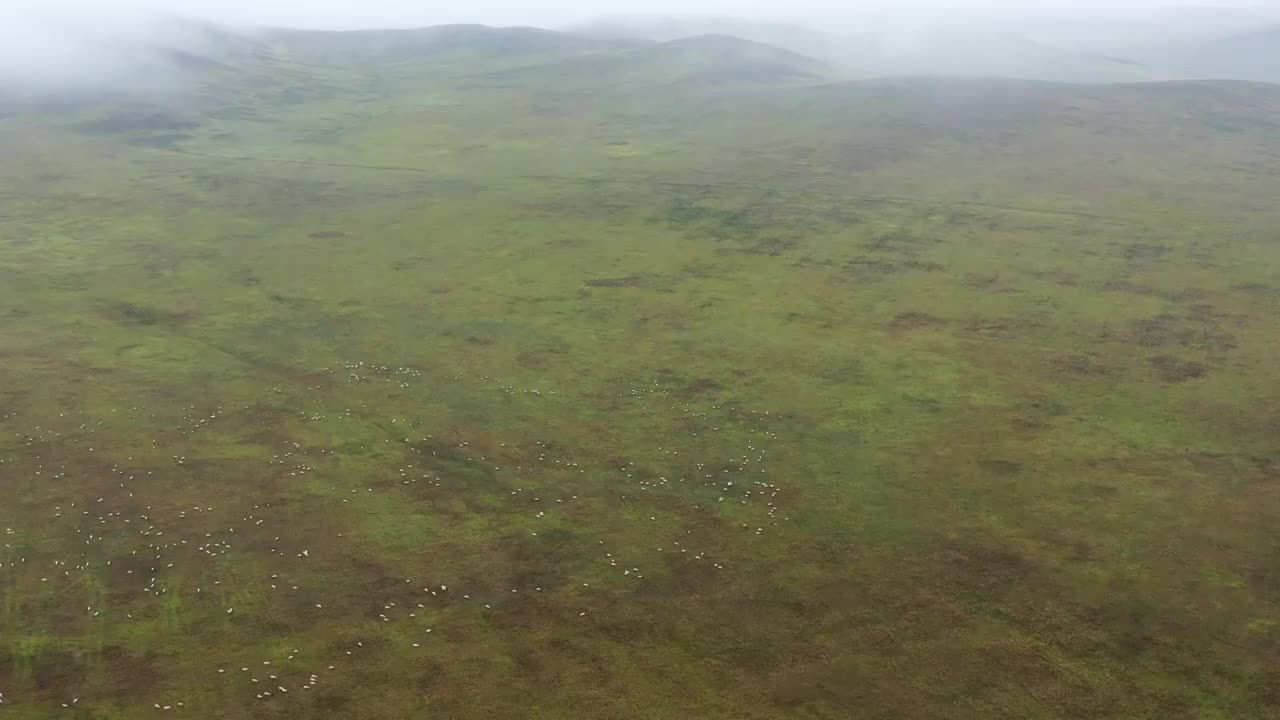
[569,16,1163,83]
[7,15,1280,115]
[469,32,832,93]
[259,23,620,62]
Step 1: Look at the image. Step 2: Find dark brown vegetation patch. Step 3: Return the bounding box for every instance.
[863,230,939,252]
[1028,268,1080,287]
[966,317,1027,338]
[963,272,1001,288]
[743,236,800,256]
[516,350,553,369]
[1104,279,1161,296]
[1122,242,1170,261]
[1149,355,1208,383]
[843,257,901,277]
[1129,315,1178,347]
[943,542,1034,592]
[904,259,945,272]
[76,108,200,135]
[684,377,724,397]
[887,311,948,331]
[1249,670,1280,706]
[29,649,90,691]
[584,275,645,288]
[109,302,190,327]
[842,257,943,280]
[1235,282,1279,297]
[1184,302,1221,322]
[1054,354,1109,376]
[98,644,163,694]
[978,459,1023,476]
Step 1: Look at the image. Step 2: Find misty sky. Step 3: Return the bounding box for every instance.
[16,0,1265,30]
[4,0,1277,91]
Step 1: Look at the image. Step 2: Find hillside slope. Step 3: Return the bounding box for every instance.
[10,22,1274,215]
[572,16,1154,83]
[830,31,1154,83]
[478,34,832,94]
[260,24,626,65]
[3,18,1280,720]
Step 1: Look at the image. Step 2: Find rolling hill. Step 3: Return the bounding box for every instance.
[2,17,1280,720]
[571,15,1155,83]
[477,34,832,94]
[570,15,840,55]
[259,23,627,66]
[827,30,1154,83]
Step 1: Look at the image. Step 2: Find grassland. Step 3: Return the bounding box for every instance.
[1,25,1279,719]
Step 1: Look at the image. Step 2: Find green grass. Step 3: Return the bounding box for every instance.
[0,24,1279,720]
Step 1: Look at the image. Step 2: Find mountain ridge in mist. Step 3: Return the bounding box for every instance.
[6,13,1280,112]
[259,23,627,65]
[570,15,1159,84]
[468,32,831,97]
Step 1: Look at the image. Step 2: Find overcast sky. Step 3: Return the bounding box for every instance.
[15,0,1276,30]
